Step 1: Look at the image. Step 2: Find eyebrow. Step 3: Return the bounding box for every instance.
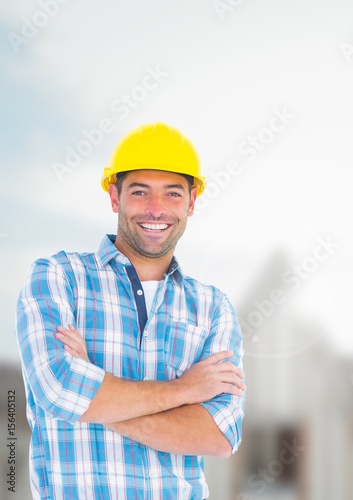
[126,182,186,191]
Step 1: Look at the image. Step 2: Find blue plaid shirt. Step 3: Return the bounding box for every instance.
[16,234,244,500]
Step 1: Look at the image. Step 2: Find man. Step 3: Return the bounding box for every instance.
[16,122,245,500]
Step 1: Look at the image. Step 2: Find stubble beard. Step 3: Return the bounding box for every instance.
[117,212,187,260]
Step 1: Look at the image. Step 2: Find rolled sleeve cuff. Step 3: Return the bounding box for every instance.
[201,398,244,454]
[64,357,106,423]
[35,355,106,424]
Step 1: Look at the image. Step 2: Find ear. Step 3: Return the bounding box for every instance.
[187,188,197,217]
[109,184,119,213]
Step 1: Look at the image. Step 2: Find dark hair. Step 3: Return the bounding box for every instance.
[115,172,129,195]
[182,174,194,188]
[115,171,194,195]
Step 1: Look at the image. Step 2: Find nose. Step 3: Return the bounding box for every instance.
[145,192,166,219]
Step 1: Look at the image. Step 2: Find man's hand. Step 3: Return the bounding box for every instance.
[56,325,90,362]
[175,351,245,403]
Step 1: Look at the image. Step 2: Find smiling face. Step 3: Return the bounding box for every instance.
[109,170,197,262]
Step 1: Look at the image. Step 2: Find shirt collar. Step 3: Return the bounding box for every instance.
[96,234,184,284]
[96,234,128,267]
[166,255,184,285]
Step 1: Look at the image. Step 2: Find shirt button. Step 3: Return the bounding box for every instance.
[137,289,143,296]
[149,471,154,477]
[144,330,148,337]
[143,376,149,381]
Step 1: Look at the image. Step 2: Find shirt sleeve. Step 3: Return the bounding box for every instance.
[15,256,105,424]
[200,292,245,454]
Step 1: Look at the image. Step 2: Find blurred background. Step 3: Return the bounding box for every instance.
[1,0,353,498]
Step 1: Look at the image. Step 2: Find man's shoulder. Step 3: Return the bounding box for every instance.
[28,248,98,279]
[30,235,115,271]
[34,248,94,265]
[182,273,227,300]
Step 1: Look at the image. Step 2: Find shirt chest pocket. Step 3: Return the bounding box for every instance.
[164,322,208,379]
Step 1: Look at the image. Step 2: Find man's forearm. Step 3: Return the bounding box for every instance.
[105,404,232,458]
[79,372,185,424]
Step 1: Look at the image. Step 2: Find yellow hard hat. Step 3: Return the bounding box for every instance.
[101,122,206,196]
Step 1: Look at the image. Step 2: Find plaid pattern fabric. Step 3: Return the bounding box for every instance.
[15,234,244,500]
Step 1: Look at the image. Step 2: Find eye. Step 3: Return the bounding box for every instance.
[131,190,146,196]
[167,191,182,197]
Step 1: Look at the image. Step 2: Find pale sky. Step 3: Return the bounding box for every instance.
[1,0,352,360]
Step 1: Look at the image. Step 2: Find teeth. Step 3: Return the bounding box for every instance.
[140,223,169,230]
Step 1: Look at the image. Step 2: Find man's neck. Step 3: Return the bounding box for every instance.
[130,256,170,281]
[114,240,172,281]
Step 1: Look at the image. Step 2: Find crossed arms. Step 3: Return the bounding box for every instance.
[56,325,246,458]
